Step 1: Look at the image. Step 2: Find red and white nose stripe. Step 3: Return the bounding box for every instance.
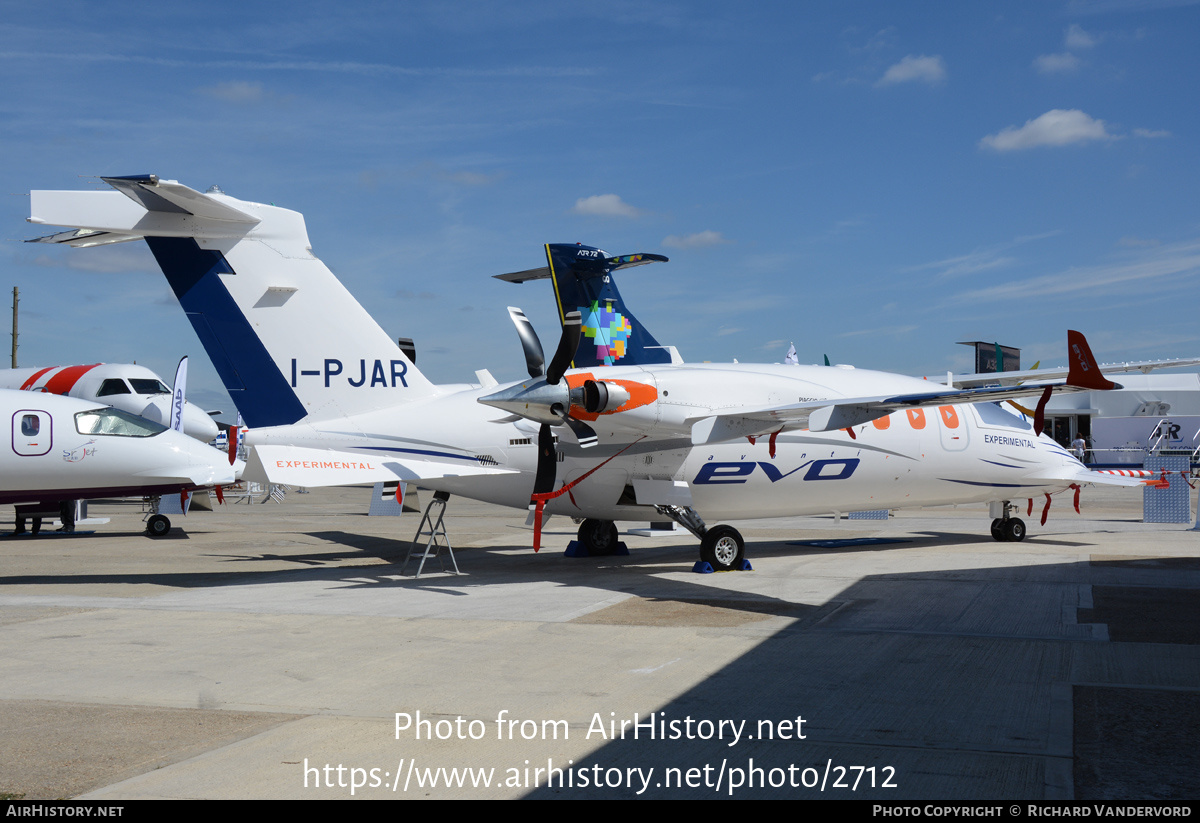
[19,364,102,394]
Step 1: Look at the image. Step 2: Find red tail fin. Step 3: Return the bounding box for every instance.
[1066,330,1116,391]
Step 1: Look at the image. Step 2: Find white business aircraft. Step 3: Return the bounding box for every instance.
[0,388,238,535]
[0,363,221,443]
[26,175,1147,569]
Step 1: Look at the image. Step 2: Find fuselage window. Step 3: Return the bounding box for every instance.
[13,410,51,456]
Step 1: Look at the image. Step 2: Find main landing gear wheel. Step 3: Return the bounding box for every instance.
[700,525,745,572]
[990,517,1026,542]
[577,519,619,555]
[146,514,171,537]
[1003,518,1026,542]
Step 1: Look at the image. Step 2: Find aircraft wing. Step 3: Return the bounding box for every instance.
[691,330,1116,444]
[926,357,1200,388]
[1073,469,1157,488]
[690,382,1097,443]
[1012,466,1157,489]
[245,445,516,488]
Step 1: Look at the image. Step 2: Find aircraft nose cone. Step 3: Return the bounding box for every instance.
[478,381,569,425]
[140,398,221,443]
[184,405,221,443]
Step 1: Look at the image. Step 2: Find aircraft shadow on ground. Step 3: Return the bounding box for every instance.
[3,521,1196,799]
[0,526,1092,592]
[507,556,1200,800]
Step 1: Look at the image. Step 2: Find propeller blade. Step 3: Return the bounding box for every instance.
[507,307,545,379]
[546,311,582,385]
[529,422,559,552]
[561,415,598,448]
[533,423,557,496]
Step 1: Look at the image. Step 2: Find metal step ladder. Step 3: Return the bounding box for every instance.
[403,491,459,578]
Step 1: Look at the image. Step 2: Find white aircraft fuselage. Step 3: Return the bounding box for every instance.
[247,361,1077,522]
[0,389,237,506]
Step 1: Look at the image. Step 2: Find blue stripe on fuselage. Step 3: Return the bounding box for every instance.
[357,445,480,462]
[145,237,307,428]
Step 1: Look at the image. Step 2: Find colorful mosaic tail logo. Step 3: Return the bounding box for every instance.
[581,300,633,365]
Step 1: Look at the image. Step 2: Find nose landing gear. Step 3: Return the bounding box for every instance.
[655,504,748,571]
[990,500,1026,542]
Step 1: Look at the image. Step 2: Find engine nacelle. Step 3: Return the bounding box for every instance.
[571,379,631,415]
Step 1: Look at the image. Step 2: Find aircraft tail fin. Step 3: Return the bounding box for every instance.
[1065,329,1118,391]
[29,175,438,428]
[495,243,676,368]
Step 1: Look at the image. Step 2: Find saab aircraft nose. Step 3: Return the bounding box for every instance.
[183,405,222,442]
[140,398,222,443]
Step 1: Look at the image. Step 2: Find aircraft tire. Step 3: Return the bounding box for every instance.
[146,514,171,537]
[1003,518,1026,542]
[577,519,619,555]
[990,519,1006,541]
[700,525,745,571]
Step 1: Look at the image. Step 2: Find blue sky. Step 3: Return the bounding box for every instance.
[3,1,1198,415]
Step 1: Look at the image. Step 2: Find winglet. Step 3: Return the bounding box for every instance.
[1066,330,1117,391]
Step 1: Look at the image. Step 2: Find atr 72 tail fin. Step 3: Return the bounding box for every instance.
[495,243,676,368]
[28,175,437,428]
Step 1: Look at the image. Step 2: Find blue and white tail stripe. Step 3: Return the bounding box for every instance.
[28,176,438,428]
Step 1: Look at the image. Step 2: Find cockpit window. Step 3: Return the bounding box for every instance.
[973,401,1033,431]
[75,408,167,437]
[129,379,170,395]
[96,379,132,397]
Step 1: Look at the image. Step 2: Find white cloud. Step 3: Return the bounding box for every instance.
[1134,127,1172,139]
[570,194,641,217]
[838,324,919,338]
[199,81,264,103]
[875,54,946,87]
[980,109,1113,151]
[1034,52,1081,74]
[445,170,499,185]
[947,239,1200,303]
[662,230,728,249]
[1118,236,1160,248]
[1065,23,1099,49]
[922,252,1016,278]
[845,26,897,54]
[903,231,1060,278]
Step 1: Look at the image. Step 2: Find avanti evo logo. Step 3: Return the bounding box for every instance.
[694,458,861,485]
[290,359,409,388]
